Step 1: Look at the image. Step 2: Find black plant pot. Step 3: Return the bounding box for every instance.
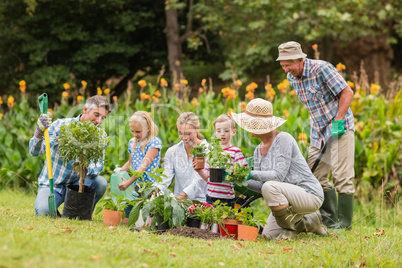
[157,215,170,231]
[62,185,95,221]
[209,168,225,183]
[186,217,201,228]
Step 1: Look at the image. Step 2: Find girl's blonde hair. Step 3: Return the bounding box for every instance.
[129,111,159,152]
[176,112,204,140]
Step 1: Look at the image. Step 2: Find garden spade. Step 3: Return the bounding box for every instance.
[38,93,57,218]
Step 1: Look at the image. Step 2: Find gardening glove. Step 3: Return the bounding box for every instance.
[331,119,346,139]
[245,173,253,181]
[34,112,52,139]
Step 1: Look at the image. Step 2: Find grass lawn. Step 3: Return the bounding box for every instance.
[0,189,401,267]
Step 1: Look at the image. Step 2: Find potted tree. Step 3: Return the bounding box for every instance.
[237,207,265,241]
[207,138,232,182]
[190,143,207,170]
[58,120,109,220]
[95,193,130,226]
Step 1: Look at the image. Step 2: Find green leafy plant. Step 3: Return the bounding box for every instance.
[94,193,129,219]
[215,200,238,220]
[194,202,214,224]
[127,167,167,228]
[141,189,193,230]
[226,163,252,186]
[190,143,207,157]
[237,207,265,228]
[206,138,232,169]
[58,120,109,193]
[187,201,202,220]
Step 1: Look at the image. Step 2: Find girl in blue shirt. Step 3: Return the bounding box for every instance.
[117,111,161,222]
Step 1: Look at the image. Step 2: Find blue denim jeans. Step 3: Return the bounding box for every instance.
[206,195,235,209]
[35,175,107,216]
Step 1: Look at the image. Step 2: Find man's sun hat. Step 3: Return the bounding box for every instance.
[276,41,307,61]
[231,98,286,134]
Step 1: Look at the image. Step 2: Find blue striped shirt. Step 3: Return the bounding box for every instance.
[29,115,106,194]
[287,58,355,149]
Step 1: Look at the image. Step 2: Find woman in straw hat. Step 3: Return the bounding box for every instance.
[232,98,329,240]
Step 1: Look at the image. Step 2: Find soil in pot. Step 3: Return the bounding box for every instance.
[103,209,123,226]
[193,157,206,170]
[187,217,201,228]
[209,168,225,182]
[237,224,259,241]
[62,185,95,220]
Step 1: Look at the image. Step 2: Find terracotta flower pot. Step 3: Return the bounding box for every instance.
[193,156,206,170]
[103,209,123,226]
[219,219,242,238]
[237,224,259,241]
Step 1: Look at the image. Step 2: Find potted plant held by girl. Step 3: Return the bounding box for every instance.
[190,143,207,170]
[207,138,232,183]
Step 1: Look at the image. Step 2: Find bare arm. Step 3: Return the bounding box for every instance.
[120,159,130,172]
[192,158,209,182]
[118,148,160,190]
[334,86,353,121]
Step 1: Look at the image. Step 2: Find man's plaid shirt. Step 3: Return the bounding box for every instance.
[287,58,354,149]
[29,115,106,195]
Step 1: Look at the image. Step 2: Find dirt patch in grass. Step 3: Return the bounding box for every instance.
[165,226,222,240]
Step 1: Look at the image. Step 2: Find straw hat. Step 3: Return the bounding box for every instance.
[231,98,286,134]
[276,41,307,61]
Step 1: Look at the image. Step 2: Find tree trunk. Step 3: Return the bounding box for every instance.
[333,33,394,87]
[165,7,183,86]
[79,167,85,193]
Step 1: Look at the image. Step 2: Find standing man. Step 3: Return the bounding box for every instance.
[276,41,355,229]
[29,95,112,216]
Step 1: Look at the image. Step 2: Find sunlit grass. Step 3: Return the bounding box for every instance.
[0,190,401,267]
